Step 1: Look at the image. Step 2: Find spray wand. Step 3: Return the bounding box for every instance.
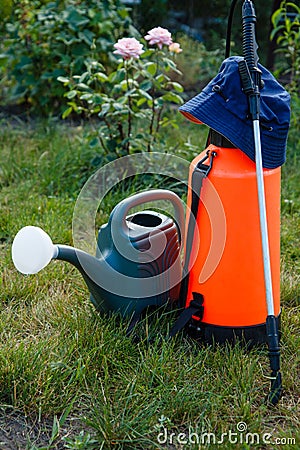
[238,0,282,405]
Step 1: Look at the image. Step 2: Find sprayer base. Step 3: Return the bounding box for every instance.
[187,315,281,348]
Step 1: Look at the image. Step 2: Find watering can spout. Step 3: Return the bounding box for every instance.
[55,244,100,274]
[11,226,105,300]
[55,244,108,303]
[12,226,59,275]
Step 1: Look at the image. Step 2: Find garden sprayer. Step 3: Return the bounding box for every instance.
[177,0,290,404]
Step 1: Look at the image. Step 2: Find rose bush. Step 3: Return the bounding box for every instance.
[59,27,184,160]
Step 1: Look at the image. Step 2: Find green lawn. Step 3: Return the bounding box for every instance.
[0,114,299,449]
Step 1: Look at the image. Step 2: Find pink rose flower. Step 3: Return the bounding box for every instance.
[169,42,182,54]
[144,27,173,49]
[113,37,144,60]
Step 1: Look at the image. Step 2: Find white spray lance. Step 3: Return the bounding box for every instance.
[238,0,282,405]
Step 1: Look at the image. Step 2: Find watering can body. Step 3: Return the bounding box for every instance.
[90,206,182,317]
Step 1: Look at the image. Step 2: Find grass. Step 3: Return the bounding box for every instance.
[0,112,299,449]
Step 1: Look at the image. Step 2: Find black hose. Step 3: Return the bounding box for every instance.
[225,0,240,58]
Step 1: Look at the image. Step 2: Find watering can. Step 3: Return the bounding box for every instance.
[12,189,184,318]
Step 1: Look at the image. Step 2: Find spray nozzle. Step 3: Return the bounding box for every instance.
[242,0,256,20]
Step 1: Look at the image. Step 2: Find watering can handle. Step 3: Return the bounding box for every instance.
[110,189,185,242]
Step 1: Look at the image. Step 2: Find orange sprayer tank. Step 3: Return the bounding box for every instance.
[185,143,281,344]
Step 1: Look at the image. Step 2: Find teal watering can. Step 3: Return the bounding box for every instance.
[12,190,184,317]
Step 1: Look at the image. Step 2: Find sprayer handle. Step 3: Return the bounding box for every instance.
[110,189,185,242]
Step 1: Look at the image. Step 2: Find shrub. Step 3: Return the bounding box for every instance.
[0,0,12,19]
[173,33,224,91]
[0,0,137,115]
[58,29,184,160]
[271,1,300,91]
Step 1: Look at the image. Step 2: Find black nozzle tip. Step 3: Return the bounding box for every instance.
[242,0,256,18]
[267,371,283,406]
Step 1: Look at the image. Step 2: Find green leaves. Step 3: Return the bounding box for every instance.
[95,72,109,83]
[161,92,184,105]
[65,90,77,99]
[57,76,70,84]
[271,1,300,91]
[62,106,73,119]
[145,62,157,76]
[168,82,184,93]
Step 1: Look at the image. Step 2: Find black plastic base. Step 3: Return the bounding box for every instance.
[186,315,281,348]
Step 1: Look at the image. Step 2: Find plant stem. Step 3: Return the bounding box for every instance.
[91,121,109,153]
[155,105,164,134]
[148,98,156,152]
[147,49,160,152]
[103,117,113,140]
[125,59,132,154]
[118,122,125,142]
